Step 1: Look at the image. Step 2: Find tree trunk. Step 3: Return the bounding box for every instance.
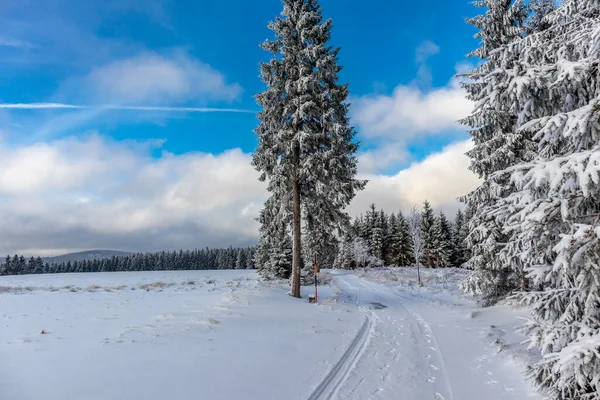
[291,137,302,298]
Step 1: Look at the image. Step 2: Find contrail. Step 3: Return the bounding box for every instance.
[0,103,84,109]
[0,103,255,113]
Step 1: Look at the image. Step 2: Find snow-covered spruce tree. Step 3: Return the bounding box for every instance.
[526,0,556,33]
[386,212,413,266]
[451,209,469,267]
[370,219,385,262]
[458,0,534,303]
[255,192,293,280]
[484,1,600,397]
[384,212,398,265]
[420,200,436,267]
[433,212,452,267]
[397,211,414,266]
[253,0,365,297]
[333,235,354,269]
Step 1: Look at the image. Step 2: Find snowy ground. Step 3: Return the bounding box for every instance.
[1,268,542,400]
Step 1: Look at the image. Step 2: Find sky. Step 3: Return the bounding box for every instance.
[0,0,482,256]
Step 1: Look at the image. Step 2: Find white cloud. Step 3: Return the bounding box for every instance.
[352,79,472,140]
[415,40,440,64]
[0,134,480,256]
[0,134,266,255]
[350,140,480,216]
[415,40,440,86]
[357,143,409,174]
[350,42,474,174]
[83,51,242,105]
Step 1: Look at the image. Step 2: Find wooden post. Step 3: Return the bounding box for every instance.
[313,255,318,303]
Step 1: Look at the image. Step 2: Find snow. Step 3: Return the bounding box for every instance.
[1,268,542,400]
[334,268,542,399]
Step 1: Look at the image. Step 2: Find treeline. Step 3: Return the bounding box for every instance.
[258,200,470,280]
[334,201,469,270]
[0,247,256,276]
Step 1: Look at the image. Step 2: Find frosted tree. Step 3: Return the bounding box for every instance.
[526,0,556,33]
[407,206,424,286]
[397,211,414,266]
[255,193,292,280]
[333,236,354,269]
[458,0,533,302]
[433,212,452,267]
[481,1,600,397]
[253,0,365,297]
[370,222,384,262]
[351,237,371,269]
[385,212,412,266]
[420,200,436,267]
[451,209,469,267]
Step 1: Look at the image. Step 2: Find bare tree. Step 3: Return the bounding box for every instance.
[351,237,371,270]
[407,206,424,286]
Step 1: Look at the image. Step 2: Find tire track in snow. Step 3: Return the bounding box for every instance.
[307,310,374,400]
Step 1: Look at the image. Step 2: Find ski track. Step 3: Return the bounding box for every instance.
[328,273,454,400]
[307,277,375,400]
[326,271,538,400]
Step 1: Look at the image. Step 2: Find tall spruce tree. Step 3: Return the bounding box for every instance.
[333,235,354,270]
[484,1,600,397]
[458,0,532,302]
[420,201,436,267]
[253,0,365,297]
[451,209,469,267]
[396,211,414,266]
[434,212,452,267]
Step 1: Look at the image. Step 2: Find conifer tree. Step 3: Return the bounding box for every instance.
[407,206,424,285]
[451,209,469,267]
[458,0,532,302]
[420,201,436,267]
[396,211,414,266]
[527,0,555,33]
[384,213,398,265]
[253,0,365,297]
[483,1,600,397]
[333,235,354,270]
[433,212,452,267]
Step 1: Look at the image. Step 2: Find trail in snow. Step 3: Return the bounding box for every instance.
[307,274,378,400]
[330,271,541,400]
[307,312,373,400]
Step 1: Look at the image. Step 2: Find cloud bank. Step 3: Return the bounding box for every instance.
[0,134,479,256]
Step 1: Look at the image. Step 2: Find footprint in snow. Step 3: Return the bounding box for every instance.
[427,376,437,383]
[434,393,446,400]
[430,364,440,370]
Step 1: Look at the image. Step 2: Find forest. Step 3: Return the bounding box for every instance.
[0,247,256,276]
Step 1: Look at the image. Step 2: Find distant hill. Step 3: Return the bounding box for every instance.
[43,250,132,264]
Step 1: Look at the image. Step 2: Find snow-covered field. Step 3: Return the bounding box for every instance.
[1,268,542,400]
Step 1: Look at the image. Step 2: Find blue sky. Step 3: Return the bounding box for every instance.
[0,0,482,255]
